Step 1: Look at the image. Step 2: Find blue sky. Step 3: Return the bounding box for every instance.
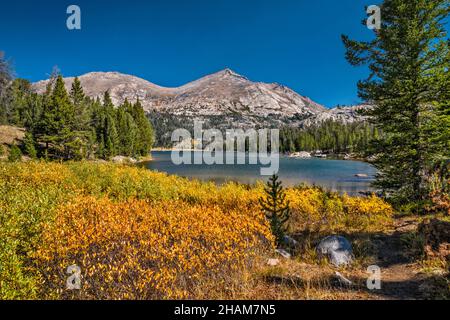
[0,0,384,107]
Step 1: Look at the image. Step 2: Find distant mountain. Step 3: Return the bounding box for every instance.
[301,104,370,127]
[33,69,367,129]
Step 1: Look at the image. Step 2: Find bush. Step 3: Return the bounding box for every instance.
[286,186,393,234]
[7,145,22,162]
[0,161,394,299]
[35,197,273,299]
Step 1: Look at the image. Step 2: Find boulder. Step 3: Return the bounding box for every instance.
[282,235,299,249]
[111,156,137,164]
[275,249,292,259]
[267,258,280,266]
[316,236,353,267]
[288,151,311,159]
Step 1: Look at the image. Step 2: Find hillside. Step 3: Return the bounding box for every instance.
[0,125,25,158]
[0,125,25,146]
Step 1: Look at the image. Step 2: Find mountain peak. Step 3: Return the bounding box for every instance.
[221,68,237,75]
[213,68,248,80]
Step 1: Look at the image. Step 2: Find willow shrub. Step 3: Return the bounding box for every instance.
[0,161,393,299]
[35,197,273,299]
[286,186,393,234]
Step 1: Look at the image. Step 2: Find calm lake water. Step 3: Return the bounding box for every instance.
[143,151,377,195]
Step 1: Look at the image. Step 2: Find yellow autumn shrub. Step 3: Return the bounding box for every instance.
[286,187,393,234]
[34,196,274,299]
[341,194,393,232]
[0,161,394,299]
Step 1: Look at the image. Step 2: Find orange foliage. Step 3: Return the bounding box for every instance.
[35,196,274,299]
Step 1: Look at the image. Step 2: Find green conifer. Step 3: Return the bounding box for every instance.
[8,145,22,162]
[342,0,450,206]
[259,174,291,245]
[23,132,37,159]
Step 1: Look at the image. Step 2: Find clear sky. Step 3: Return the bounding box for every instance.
[0,0,384,107]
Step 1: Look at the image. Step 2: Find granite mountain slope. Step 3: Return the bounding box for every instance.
[33,69,365,129]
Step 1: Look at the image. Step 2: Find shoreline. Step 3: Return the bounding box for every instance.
[149,149,369,162]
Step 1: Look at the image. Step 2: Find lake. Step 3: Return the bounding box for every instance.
[143,151,377,195]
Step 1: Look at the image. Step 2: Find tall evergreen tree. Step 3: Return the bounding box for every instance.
[70,77,90,129]
[103,113,119,159]
[116,100,138,156]
[102,91,115,114]
[89,97,104,157]
[22,92,43,131]
[94,91,119,159]
[68,77,91,158]
[22,132,37,159]
[35,75,76,159]
[130,99,154,157]
[342,0,450,207]
[70,77,85,107]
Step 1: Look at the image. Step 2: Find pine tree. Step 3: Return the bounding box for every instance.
[70,77,89,130]
[106,114,119,158]
[68,77,90,158]
[8,145,22,162]
[70,77,85,107]
[259,174,291,245]
[342,0,450,207]
[35,75,76,159]
[22,132,37,159]
[102,91,115,114]
[116,100,138,156]
[130,99,154,157]
[23,92,43,131]
[89,97,103,157]
[89,92,118,159]
[105,92,120,158]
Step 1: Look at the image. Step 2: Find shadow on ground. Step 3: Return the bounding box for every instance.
[263,218,449,300]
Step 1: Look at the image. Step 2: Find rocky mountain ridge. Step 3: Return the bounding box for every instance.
[33,69,367,129]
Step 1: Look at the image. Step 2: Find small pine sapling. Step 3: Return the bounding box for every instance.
[259,174,291,245]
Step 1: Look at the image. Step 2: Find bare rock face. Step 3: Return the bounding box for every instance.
[301,104,370,126]
[33,69,366,129]
[33,71,174,109]
[0,125,25,146]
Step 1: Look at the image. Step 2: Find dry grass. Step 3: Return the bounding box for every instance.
[0,125,25,146]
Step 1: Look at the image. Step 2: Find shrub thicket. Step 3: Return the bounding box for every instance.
[0,162,393,299]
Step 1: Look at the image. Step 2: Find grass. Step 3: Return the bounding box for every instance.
[1,160,445,300]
